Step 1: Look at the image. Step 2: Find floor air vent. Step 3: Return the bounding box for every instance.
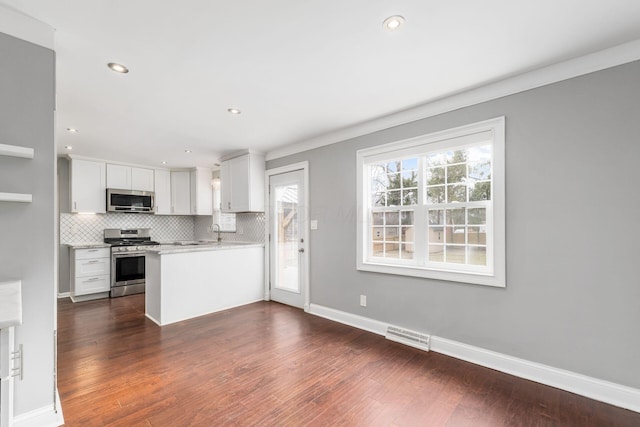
[385,326,430,351]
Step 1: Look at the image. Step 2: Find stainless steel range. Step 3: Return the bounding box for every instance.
[104,228,160,297]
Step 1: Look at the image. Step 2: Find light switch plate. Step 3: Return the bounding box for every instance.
[310,220,318,230]
[360,295,367,307]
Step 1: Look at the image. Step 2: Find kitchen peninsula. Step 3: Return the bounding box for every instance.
[145,242,264,326]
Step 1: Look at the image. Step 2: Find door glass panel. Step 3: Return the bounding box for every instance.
[275,184,299,292]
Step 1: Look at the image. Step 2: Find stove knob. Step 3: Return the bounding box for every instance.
[128,246,137,252]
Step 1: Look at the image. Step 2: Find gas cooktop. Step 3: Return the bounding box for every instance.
[103,228,159,247]
[106,239,160,247]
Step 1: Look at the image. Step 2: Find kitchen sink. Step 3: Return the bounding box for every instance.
[172,241,203,246]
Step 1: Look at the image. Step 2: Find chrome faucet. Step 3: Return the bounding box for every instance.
[212,223,222,245]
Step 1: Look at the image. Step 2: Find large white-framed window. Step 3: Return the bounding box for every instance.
[356,117,505,287]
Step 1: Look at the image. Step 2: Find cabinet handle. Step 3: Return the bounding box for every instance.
[73,201,77,211]
[228,202,231,209]
[85,277,100,282]
[87,260,100,264]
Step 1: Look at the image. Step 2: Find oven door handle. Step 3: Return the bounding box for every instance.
[113,252,145,258]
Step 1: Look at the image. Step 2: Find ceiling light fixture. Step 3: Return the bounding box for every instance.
[107,62,129,73]
[184,150,192,153]
[227,108,241,115]
[66,127,79,133]
[65,145,73,150]
[383,15,405,31]
[161,161,167,165]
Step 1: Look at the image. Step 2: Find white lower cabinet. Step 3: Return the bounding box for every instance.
[0,327,16,427]
[70,247,110,302]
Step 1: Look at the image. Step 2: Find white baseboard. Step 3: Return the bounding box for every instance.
[148,299,265,326]
[308,303,640,414]
[13,390,64,427]
[310,304,387,335]
[56,292,70,299]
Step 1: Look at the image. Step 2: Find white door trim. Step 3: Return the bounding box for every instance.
[264,161,310,311]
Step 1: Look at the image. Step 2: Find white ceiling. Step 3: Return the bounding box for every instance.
[3,0,640,168]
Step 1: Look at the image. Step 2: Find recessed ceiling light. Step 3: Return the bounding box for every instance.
[107,62,129,73]
[66,128,79,133]
[184,150,192,154]
[383,15,405,31]
[65,145,73,150]
[161,161,167,165]
[227,108,241,115]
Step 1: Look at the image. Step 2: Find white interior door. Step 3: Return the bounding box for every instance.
[269,169,307,308]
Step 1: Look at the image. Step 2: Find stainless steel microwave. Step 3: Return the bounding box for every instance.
[106,189,155,213]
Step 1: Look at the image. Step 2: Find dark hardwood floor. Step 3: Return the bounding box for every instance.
[57,295,639,426]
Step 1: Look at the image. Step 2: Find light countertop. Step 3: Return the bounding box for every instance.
[147,242,263,255]
[66,242,111,249]
[0,280,22,329]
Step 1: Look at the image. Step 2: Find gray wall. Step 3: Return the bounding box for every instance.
[0,33,56,415]
[268,60,640,389]
[58,157,70,295]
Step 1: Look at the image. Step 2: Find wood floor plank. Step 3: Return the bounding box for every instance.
[57,295,640,426]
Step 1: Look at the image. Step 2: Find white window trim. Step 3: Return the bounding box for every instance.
[356,117,505,287]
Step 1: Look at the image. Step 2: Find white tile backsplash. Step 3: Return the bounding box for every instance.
[60,213,195,244]
[194,213,265,243]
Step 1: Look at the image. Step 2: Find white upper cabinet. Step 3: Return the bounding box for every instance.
[131,168,154,192]
[107,164,154,192]
[170,171,191,215]
[70,159,106,213]
[154,169,171,215]
[190,167,213,215]
[106,164,130,189]
[220,152,265,212]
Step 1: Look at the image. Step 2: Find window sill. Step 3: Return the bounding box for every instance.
[357,261,505,288]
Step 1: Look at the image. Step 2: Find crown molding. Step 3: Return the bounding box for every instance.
[267,38,640,161]
[0,4,54,50]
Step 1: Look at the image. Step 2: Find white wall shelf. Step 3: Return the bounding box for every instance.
[0,193,32,203]
[0,144,34,159]
[1,145,35,204]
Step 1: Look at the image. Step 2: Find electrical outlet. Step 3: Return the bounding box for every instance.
[360,295,367,307]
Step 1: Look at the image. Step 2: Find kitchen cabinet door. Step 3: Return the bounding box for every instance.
[131,167,154,192]
[106,164,131,189]
[220,152,265,212]
[220,159,233,212]
[108,165,154,191]
[75,275,110,295]
[154,169,171,215]
[70,247,110,301]
[190,167,213,215]
[70,159,106,213]
[170,171,191,215]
